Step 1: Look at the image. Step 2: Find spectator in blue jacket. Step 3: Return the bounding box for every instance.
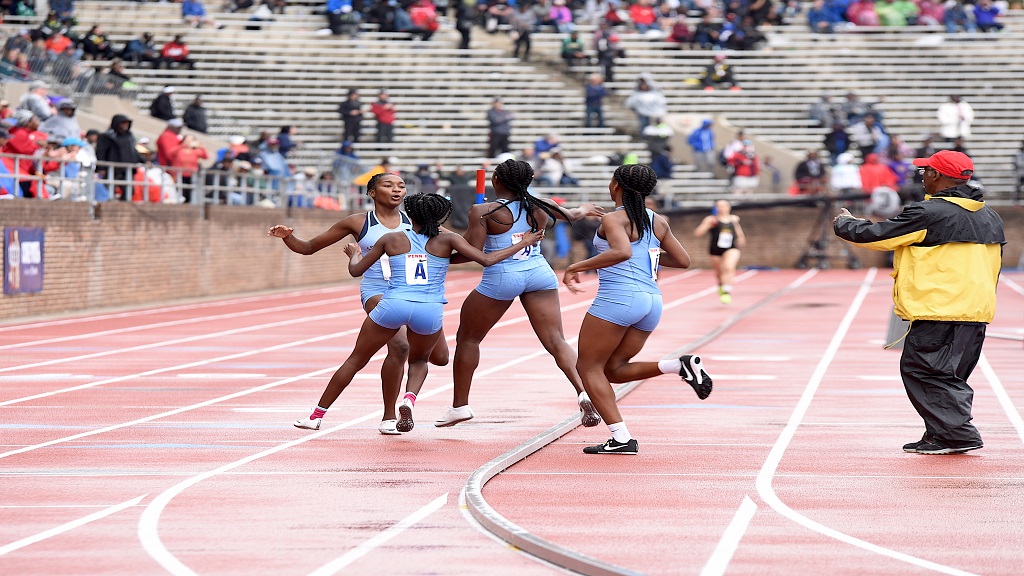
[973,0,1003,32]
[584,73,606,128]
[687,119,716,174]
[807,0,842,33]
[182,0,223,28]
[943,0,976,33]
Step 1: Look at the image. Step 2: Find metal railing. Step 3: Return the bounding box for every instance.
[0,152,368,216]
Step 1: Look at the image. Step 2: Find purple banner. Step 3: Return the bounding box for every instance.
[4,227,44,295]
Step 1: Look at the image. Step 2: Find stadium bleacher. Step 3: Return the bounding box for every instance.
[2,1,1021,207]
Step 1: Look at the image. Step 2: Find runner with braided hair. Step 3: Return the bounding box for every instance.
[435,158,605,428]
[292,192,544,433]
[563,164,713,455]
[270,173,448,435]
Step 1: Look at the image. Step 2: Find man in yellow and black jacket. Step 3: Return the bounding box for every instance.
[834,150,1004,456]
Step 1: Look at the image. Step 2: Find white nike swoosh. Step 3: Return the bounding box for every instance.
[680,362,694,382]
[604,442,630,451]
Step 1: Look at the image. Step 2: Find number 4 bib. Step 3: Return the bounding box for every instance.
[510,232,535,260]
[405,254,429,285]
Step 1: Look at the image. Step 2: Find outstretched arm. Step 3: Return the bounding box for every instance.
[444,228,544,267]
[562,213,632,293]
[348,235,388,277]
[538,199,605,222]
[268,214,362,255]
[449,204,489,264]
[833,205,927,251]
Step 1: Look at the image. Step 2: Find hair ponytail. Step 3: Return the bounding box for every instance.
[488,158,571,231]
[613,164,657,239]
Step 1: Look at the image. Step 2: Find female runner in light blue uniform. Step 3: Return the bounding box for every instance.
[563,164,713,455]
[436,159,605,429]
[292,193,543,433]
[269,173,448,435]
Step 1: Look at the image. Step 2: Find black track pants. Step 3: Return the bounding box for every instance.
[900,320,986,446]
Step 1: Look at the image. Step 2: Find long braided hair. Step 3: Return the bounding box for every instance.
[613,164,657,240]
[403,193,453,238]
[484,159,570,231]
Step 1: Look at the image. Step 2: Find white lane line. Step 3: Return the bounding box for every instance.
[0,309,360,376]
[0,295,359,351]
[0,495,146,556]
[0,276,484,372]
[0,324,359,408]
[999,275,1024,297]
[0,504,144,508]
[176,374,268,379]
[707,356,790,362]
[700,496,758,576]
[306,493,449,576]
[755,268,978,576]
[979,353,1024,445]
[0,272,629,459]
[135,308,620,575]
[0,286,349,331]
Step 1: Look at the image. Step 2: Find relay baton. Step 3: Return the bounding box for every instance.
[475,169,486,204]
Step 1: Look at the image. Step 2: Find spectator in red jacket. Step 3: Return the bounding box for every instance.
[728,140,760,194]
[160,35,196,70]
[157,118,185,166]
[3,110,44,197]
[171,135,209,203]
[629,0,658,33]
[370,89,396,143]
[859,152,899,193]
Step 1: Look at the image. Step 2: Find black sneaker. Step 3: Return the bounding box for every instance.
[916,441,983,455]
[583,438,639,455]
[680,355,713,400]
[903,440,928,453]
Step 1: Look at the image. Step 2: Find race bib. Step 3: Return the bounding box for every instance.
[510,232,534,260]
[405,254,429,285]
[380,253,392,280]
[649,248,661,281]
[717,231,734,249]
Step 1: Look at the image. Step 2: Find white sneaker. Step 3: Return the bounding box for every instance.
[434,405,474,427]
[294,416,321,430]
[378,419,401,435]
[396,398,415,432]
[578,392,602,427]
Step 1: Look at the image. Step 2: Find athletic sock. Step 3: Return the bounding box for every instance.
[310,406,327,420]
[658,358,682,375]
[722,284,732,294]
[403,392,417,407]
[608,421,632,443]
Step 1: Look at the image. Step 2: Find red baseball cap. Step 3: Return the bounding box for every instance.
[912,150,974,179]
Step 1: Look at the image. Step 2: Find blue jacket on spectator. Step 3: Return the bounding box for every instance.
[687,120,715,153]
[182,0,207,17]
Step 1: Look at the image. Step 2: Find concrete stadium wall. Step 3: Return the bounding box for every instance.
[2,201,1021,322]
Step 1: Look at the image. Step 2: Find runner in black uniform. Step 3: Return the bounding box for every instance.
[694,199,746,304]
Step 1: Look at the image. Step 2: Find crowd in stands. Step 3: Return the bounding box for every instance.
[0,75,347,208]
[806,0,1007,32]
[1,16,199,100]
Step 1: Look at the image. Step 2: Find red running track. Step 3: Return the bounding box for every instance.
[0,269,1021,575]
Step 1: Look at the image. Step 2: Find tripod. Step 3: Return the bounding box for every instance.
[795,196,862,270]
